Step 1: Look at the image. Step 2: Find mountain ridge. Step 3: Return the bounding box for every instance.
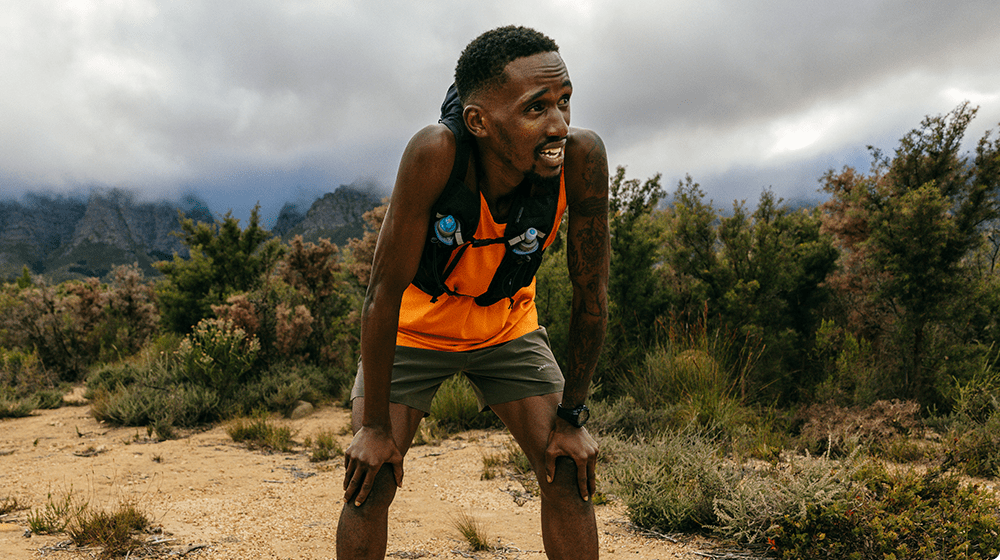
[0,184,381,283]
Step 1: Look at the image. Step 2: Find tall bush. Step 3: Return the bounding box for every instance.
[820,102,1000,406]
[156,206,284,333]
[0,265,159,380]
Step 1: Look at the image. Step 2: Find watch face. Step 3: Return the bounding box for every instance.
[559,404,589,427]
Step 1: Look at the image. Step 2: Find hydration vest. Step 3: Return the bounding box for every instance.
[409,84,561,307]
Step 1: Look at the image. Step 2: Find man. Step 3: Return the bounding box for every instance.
[336,25,609,560]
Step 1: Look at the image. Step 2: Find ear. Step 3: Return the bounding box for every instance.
[464,105,488,138]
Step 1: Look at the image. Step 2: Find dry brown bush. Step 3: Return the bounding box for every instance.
[796,399,922,457]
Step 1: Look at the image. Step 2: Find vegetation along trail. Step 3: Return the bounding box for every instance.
[0,394,721,559]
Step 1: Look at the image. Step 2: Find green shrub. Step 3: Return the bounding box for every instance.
[940,367,1000,477]
[231,362,343,417]
[813,326,885,407]
[175,318,260,398]
[610,318,762,437]
[226,413,296,452]
[0,390,34,418]
[587,395,681,438]
[90,376,220,432]
[87,309,346,436]
[713,452,863,546]
[944,414,1000,478]
[305,430,343,462]
[429,375,502,435]
[603,425,865,543]
[33,388,66,409]
[86,363,147,399]
[0,346,59,416]
[768,464,1000,560]
[89,343,346,434]
[602,426,736,533]
[633,346,728,409]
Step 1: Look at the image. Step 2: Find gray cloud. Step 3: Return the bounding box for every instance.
[2,0,999,219]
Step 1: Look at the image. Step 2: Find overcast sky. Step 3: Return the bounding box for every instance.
[3,0,999,225]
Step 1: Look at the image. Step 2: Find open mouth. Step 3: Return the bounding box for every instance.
[538,144,565,166]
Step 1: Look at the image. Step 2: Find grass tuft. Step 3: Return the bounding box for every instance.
[226,412,296,452]
[305,430,343,462]
[67,499,150,559]
[452,511,494,552]
[27,490,87,534]
[1,495,26,515]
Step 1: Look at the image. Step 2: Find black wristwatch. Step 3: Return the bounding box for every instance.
[556,403,590,428]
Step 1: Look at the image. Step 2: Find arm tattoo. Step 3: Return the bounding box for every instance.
[567,213,609,304]
[562,130,609,401]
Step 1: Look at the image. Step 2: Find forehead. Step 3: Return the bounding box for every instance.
[494,51,571,104]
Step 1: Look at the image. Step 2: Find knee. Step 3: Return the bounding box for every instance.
[539,456,591,509]
[341,464,399,518]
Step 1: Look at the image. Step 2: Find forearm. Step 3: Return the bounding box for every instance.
[561,129,610,408]
[358,287,401,429]
[563,286,607,407]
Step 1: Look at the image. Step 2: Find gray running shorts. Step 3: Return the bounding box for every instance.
[350,327,564,414]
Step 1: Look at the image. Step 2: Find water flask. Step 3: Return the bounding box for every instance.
[512,228,540,255]
[435,215,457,245]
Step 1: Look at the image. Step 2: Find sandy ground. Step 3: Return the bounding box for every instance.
[0,390,735,559]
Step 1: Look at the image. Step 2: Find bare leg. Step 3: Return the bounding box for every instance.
[336,398,424,560]
[490,393,599,560]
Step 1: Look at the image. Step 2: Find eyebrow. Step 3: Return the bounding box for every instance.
[524,79,573,105]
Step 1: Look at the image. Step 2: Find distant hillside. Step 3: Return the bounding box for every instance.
[279,185,382,246]
[0,193,86,279]
[0,184,381,283]
[0,189,213,282]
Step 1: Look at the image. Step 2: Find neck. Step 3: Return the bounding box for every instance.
[474,150,524,202]
[471,150,526,222]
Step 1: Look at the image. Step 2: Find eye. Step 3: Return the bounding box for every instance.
[558,95,571,106]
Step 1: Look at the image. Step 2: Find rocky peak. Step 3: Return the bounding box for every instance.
[284,184,382,245]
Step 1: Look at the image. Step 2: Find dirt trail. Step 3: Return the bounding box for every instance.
[1,393,722,559]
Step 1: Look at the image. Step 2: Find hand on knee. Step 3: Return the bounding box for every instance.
[541,456,591,505]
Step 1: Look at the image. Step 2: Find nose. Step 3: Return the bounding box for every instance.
[546,106,569,138]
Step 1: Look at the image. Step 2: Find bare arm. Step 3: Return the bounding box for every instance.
[563,128,610,407]
[544,127,609,500]
[343,124,455,506]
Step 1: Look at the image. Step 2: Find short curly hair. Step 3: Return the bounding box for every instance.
[454,25,559,105]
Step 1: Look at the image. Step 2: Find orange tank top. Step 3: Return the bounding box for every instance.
[397,173,567,351]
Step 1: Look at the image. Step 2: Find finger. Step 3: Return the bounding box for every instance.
[353,467,379,507]
[342,455,355,492]
[393,460,404,488]
[576,456,590,501]
[587,455,597,498]
[344,467,364,504]
[544,452,556,484]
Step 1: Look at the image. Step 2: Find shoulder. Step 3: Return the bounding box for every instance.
[564,127,609,206]
[566,127,606,157]
[393,123,458,207]
[402,123,457,172]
